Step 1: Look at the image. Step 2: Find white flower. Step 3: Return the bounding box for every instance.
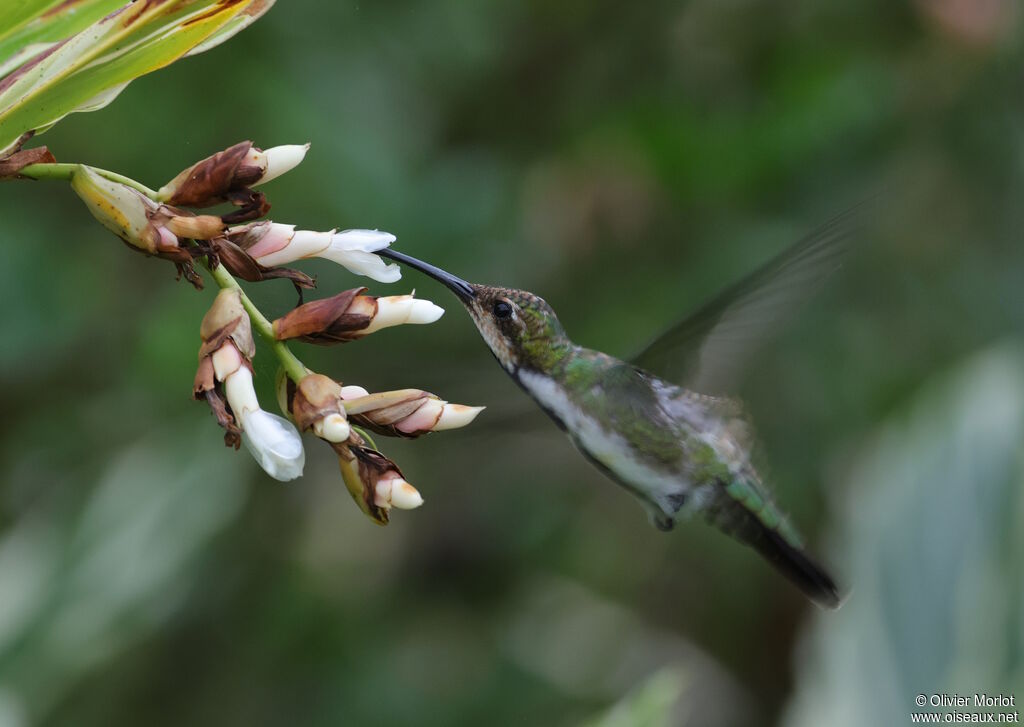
[247,143,310,185]
[432,403,486,431]
[393,399,485,434]
[362,295,445,334]
[223,365,305,481]
[234,224,401,283]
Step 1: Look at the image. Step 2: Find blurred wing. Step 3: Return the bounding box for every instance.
[631,203,868,394]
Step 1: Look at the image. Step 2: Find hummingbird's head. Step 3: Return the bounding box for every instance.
[378,249,568,374]
[461,284,567,373]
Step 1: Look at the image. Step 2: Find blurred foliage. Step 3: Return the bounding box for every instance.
[585,667,687,727]
[785,343,1024,725]
[0,0,1022,725]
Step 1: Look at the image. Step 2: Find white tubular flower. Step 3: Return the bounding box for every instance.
[247,143,310,185]
[394,400,485,434]
[234,224,400,283]
[362,295,445,334]
[223,365,305,481]
[433,403,486,431]
[374,477,424,510]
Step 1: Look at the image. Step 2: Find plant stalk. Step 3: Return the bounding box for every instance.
[16,161,310,383]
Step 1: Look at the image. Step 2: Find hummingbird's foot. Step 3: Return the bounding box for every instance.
[650,512,675,532]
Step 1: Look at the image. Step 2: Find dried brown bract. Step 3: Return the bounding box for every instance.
[210,236,315,290]
[272,288,376,344]
[335,436,422,525]
[0,145,56,177]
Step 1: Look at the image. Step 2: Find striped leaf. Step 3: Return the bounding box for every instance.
[0,0,274,157]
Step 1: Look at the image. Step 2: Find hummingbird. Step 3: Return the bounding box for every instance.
[380,207,861,608]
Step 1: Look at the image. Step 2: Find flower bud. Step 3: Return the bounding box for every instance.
[163,213,225,240]
[71,165,205,287]
[157,141,309,208]
[227,223,400,283]
[406,401,485,433]
[272,289,443,345]
[272,288,374,344]
[249,144,310,186]
[314,413,351,443]
[374,477,424,510]
[71,165,160,253]
[340,385,370,400]
[362,295,445,334]
[287,373,351,443]
[342,388,484,438]
[335,441,419,524]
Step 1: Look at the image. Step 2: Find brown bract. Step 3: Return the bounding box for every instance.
[198,288,255,358]
[348,390,437,439]
[272,288,376,344]
[335,438,404,525]
[289,374,345,432]
[0,146,56,177]
[193,357,244,449]
[160,140,269,222]
[211,237,315,290]
[193,289,255,448]
[162,140,260,206]
[131,204,209,289]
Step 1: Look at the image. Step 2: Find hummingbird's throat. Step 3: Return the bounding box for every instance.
[476,320,518,373]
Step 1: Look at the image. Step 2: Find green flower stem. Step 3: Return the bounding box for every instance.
[18,162,159,198]
[204,261,308,383]
[352,425,378,451]
[16,160,311,384]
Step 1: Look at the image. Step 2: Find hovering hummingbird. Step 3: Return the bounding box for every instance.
[380,208,861,608]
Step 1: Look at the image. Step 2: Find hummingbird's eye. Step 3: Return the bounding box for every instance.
[493,300,513,320]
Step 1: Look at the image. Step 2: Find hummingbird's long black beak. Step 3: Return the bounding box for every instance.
[378,248,476,302]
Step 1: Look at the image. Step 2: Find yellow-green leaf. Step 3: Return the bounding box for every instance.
[0,0,274,157]
[0,0,126,70]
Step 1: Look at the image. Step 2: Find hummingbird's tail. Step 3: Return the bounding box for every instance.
[744,521,842,609]
[700,477,842,609]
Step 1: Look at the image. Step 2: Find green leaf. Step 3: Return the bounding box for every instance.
[0,0,275,157]
[0,0,125,69]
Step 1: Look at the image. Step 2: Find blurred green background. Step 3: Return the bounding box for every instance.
[2,1,1024,725]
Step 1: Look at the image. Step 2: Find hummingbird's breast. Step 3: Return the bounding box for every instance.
[517,353,745,522]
